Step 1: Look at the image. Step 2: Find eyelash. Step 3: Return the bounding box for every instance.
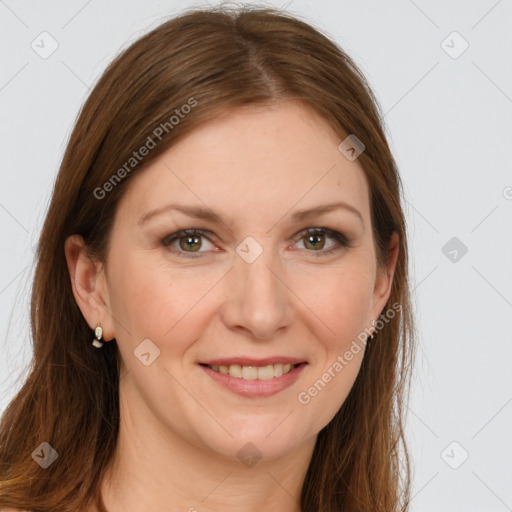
[161,228,349,258]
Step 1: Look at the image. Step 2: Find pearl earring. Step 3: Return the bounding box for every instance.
[92,324,104,348]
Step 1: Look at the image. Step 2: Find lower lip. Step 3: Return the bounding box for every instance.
[200,363,307,398]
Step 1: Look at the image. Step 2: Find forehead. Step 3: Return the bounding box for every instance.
[119,101,370,224]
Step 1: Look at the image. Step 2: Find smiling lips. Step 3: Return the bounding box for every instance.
[199,356,307,382]
[200,358,308,398]
[206,362,297,380]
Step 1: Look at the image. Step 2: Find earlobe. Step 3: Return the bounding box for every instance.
[64,234,115,341]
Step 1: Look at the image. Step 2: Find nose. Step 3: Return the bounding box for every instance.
[220,241,292,340]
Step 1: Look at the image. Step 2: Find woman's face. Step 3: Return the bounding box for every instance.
[92,101,397,462]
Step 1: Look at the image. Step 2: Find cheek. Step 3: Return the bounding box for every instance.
[105,249,171,343]
[108,240,375,350]
[296,257,375,344]
[107,251,225,346]
[295,263,373,428]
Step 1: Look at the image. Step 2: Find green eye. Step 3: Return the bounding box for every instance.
[162,227,348,258]
[162,229,214,256]
[296,228,348,256]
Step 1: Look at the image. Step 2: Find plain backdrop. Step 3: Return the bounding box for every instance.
[1,1,511,510]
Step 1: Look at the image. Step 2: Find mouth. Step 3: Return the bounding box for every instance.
[199,362,302,380]
[198,357,308,398]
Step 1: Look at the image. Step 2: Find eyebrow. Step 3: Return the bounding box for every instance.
[138,201,364,227]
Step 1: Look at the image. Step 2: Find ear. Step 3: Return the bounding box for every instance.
[370,231,399,323]
[64,234,115,341]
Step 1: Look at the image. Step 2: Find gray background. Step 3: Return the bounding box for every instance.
[1,0,511,510]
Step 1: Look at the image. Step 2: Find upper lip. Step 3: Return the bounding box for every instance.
[200,356,307,367]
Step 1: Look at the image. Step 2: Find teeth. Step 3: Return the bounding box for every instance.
[209,363,298,379]
[229,364,242,378]
[257,365,274,380]
[242,365,258,379]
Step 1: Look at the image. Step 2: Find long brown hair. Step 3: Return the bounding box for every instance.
[0,5,415,511]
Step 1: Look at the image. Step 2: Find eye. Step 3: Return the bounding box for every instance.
[161,229,216,257]
[293,227,348,256]
[161,227,349,258]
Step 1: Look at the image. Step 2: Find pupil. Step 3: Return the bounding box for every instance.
[181,236,200,251]
[307,234,324,249]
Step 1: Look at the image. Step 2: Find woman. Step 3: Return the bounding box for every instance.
[0,4,415,512]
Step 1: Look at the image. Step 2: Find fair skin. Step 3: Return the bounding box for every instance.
[64,100,398,512]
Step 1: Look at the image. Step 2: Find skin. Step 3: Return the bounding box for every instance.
[65,100,399,512]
